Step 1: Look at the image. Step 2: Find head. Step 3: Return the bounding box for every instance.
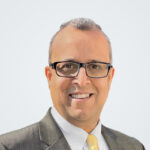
[45,18,115,132]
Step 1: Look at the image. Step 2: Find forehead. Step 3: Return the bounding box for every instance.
[50,26,110,63]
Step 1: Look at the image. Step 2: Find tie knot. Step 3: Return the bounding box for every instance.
[86,134,99,150]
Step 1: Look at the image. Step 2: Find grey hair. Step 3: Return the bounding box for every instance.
[48,18,112,63]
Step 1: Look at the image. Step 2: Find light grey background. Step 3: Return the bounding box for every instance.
[0,0,149,149]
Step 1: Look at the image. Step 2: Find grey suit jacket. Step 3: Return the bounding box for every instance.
[0,108,145,150]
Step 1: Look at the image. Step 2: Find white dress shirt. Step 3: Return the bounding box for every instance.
[51,107,109,150]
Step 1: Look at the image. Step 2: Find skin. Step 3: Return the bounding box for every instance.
[45,26,115,133]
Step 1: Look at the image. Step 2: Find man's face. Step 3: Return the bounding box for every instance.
[45,26,114,130]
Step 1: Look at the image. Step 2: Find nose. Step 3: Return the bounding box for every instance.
[72,67,91,86]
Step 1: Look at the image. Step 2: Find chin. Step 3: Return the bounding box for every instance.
[68,108,93,121]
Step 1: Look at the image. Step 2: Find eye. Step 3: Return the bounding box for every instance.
[89,64,101,70]
[57,62,78,74]
[62,63,74,70]
[92,64,99,69]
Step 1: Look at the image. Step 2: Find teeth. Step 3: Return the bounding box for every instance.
[70,94,90,99]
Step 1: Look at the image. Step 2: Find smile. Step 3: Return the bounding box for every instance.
[69,93,93,99]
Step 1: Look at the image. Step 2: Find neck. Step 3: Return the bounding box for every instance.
[66,116,100,133]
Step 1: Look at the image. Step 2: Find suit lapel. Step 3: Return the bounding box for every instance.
[45,137,71,150]
[102,125,123,150]
[39,108,71,150]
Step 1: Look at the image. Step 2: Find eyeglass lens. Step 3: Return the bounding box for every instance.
[56,62,79,76]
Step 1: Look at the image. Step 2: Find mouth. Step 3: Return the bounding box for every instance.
[69,93,93,100]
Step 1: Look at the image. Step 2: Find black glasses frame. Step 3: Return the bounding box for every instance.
[49,60,113,78]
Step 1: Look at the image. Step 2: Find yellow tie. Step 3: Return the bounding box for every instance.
[86,134,99,150]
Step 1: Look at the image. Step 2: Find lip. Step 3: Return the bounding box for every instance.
[68,91,93,95]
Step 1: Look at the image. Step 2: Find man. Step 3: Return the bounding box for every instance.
[0,18,145,150]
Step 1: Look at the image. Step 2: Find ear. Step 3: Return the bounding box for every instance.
[107,67,115,88]
[45,66,52,81]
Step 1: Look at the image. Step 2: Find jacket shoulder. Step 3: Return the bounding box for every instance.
[0,122,44,150]
[102,125,145,150]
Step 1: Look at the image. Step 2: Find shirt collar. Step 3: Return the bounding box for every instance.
[91,119,102,139]
[51,106,102,149]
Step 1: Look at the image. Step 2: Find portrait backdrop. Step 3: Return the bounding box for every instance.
[0,0,149,149]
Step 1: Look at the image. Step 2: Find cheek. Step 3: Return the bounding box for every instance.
[50,76,71,99]
[94,79,110,101]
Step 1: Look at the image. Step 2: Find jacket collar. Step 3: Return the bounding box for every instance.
[102,125,122,150]
[39,108,71,150]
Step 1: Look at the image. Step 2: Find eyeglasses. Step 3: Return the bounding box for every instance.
[49,61,112,78]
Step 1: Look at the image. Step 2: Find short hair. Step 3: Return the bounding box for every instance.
[48,18,112,63]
